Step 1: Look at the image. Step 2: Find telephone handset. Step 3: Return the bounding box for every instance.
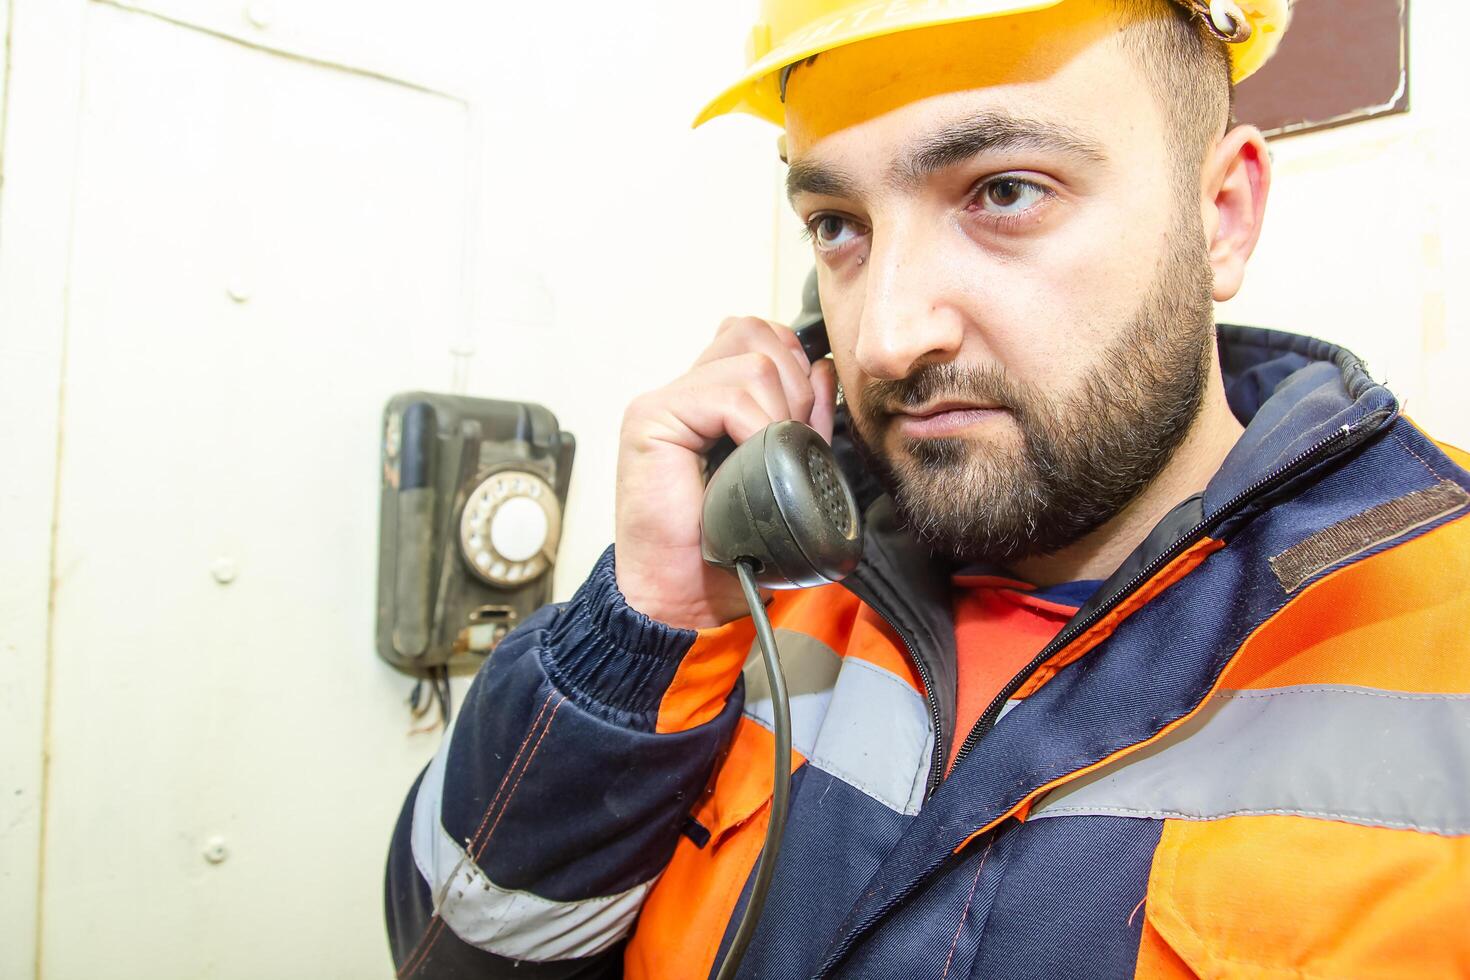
[700,310,864,979]
[700,320,864,589]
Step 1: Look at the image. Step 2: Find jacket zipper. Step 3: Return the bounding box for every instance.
[851,570,948,796]
[950,416,1380,769]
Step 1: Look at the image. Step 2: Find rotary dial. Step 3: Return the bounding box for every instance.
[458,470,561,588]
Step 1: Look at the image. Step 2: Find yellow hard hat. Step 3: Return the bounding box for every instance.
[693,0,1290,128]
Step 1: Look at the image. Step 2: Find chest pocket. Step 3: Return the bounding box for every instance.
[1137,815,1470,978]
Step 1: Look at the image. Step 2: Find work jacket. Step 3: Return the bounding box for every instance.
[386,326,1470,979]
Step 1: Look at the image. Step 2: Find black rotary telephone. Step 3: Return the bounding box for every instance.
[699,277,865,979]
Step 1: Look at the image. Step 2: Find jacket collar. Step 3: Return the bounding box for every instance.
[1210,325,1396,513]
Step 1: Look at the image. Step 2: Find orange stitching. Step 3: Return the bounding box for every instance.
[474,695,568,861]
[940,836,996,980]
[398,691,557,978]
[398,917,445,979]
[465,692,557,851]
[1391,429,1444,482]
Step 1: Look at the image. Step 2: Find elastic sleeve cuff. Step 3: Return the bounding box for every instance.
[542,546,699,727]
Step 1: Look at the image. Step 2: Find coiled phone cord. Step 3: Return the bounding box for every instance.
[713,559,794,980]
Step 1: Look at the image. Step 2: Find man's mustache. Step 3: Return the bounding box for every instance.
[859,363,1020,418]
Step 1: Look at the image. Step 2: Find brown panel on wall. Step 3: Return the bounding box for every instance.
[1234,0,1409,138]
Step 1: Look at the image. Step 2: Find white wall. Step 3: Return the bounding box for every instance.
[0,1,781,977]
[0,2,86,976]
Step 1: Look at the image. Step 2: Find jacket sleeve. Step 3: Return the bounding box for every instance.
[385,546,747,979]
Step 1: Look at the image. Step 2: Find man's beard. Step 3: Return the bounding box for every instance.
[846,218,1217,568]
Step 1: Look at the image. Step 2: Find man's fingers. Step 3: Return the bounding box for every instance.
[694,353,797,429]
[682,350,807,433]
[809,358,838,444]
[654,384,778,449]
[627,317,834,460]
[702,317,807,373]
[695,318,814,418]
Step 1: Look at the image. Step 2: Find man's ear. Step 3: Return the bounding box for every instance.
[1201,124,1271,303]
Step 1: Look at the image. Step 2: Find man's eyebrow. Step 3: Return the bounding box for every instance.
[784,113,1106,205]
[894,112,1107,187]
[786,159,861,204]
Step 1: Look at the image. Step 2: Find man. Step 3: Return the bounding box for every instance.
[387,0,1470,976]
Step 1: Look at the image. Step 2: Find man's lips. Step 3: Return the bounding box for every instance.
[891,401,1009,439]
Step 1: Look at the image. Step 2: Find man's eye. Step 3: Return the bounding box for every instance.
[807,214,863,251]
[976,177,1048,216]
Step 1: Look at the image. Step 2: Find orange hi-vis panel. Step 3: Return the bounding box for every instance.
[656,584,921,734]
[628,717,799,979]
[1136,817,1470,978]
[1222,500,1470,693]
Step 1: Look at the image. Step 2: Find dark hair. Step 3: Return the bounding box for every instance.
[1112,0,1235,179]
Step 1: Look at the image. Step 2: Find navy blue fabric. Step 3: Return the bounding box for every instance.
[541,546,698,730]
[1028,579,1101,607]
[836,816,1162,979]
[970,816,1163,980]
[709,766,914,979]
[444,612,744,900]
[1393,416,1470,498]
[837,822,1020,979]
[1217,325,1314,425]
[1229,418,1470,579]
[1207,327,1397,517]
[388,770,624,978]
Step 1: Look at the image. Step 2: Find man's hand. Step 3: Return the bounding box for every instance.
[615,317,838,629]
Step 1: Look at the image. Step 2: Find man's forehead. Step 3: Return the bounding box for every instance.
[782,0,1137,154]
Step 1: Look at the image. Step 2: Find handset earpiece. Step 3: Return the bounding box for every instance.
[700,419,862,588]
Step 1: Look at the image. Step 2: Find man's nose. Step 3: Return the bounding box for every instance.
[853,225,966,381]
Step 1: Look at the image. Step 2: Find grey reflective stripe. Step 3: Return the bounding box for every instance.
[410,715,650,961]
[1031,684,1470,836]
[743,628,842,758]
[743,630,933,816]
